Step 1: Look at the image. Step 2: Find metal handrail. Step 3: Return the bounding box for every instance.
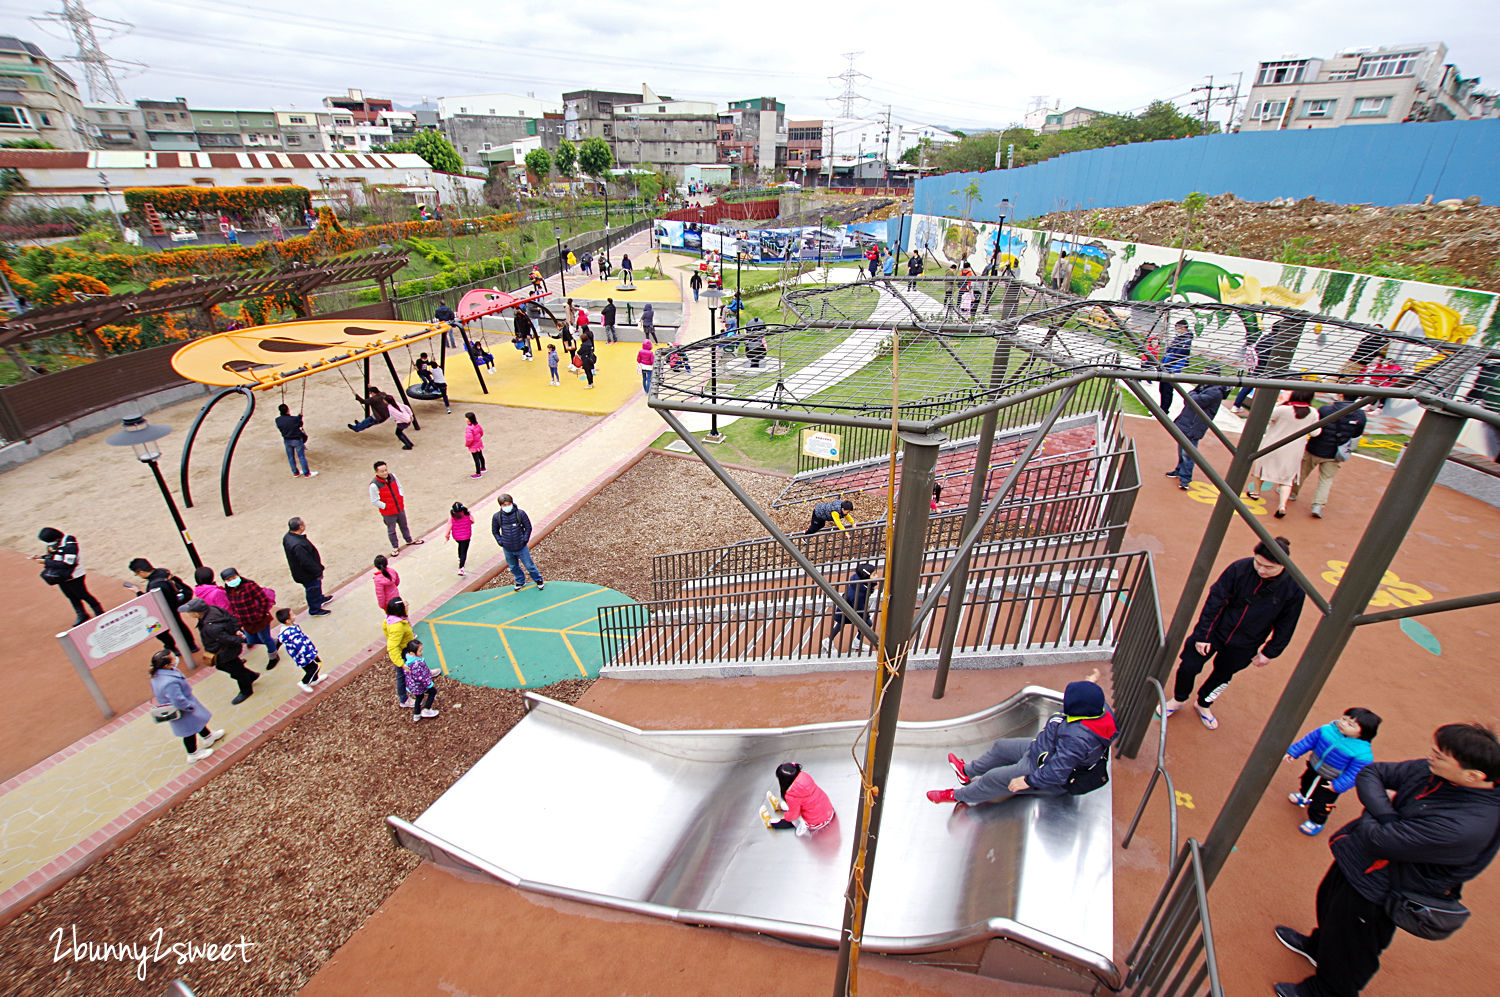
[605,549,1151,669]
[1110,839,1223,997]
[1121,676,1179,859]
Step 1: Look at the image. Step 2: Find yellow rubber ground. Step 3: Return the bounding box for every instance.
[563,277,681,303]
[421,340,647,416]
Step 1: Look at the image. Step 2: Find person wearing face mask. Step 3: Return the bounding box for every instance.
[1162,536,1306,730]
[490,493,545,592]
[218,567,280,669]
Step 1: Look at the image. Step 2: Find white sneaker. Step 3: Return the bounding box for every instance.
[306,470,319,478]
[821,638,833,654]
[399,698,414,708]
[298,681,313,692]
[201,728,226,747]
[186,747,215,762]
[457,567,466,576]
[310,674,327,685]
[421,708,439,718]
[412,713,422,723]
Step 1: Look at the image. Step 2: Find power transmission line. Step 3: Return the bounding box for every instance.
[31,0,137,103]
[830,52,868,118]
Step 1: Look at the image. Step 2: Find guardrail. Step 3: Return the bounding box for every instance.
[603,549,1152,671]
[1109,553,1168,759]
[1121,676,1179,860]
[1108,839,1223,997]
[652,445,1139,599]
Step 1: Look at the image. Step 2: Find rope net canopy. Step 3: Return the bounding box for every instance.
[648,276,1500,431]
[169,319,443,390]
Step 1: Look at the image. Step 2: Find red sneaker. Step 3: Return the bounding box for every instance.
[948,753,969,784]
[926,788,957,804]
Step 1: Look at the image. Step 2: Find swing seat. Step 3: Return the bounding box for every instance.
[406,383,445,401]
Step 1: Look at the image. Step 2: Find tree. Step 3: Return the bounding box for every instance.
[554,140,577,179]
[525,147,552,189]
[374,131,464,174]
[578,137,614,184]
[930,133,1000,174]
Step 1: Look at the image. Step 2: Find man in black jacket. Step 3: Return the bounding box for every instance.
[1164,536,1305,729]
[1274,722,1500,997]
[1292,393,1366,519]
[127,557,198,655]
[180,598,259,703]
[1166,382,1230,489]
[282,517,331,615]
[601,298,618,344]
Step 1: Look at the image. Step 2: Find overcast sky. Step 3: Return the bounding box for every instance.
[3,0,1498,132]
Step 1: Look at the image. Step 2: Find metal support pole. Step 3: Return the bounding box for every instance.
[931,409,996,698]
[458,326,489,395]
[57,629,114,719]
[1197,407,1467,886]
[707,307,721,441]
[1124,385,1278,757]
[657,409,881,647]
[382,349,419,431]
[362,357,372,418]
[833,429,944,997]
[151,456,200,568]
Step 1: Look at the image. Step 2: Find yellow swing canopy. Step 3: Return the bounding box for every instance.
[170,319,445,389]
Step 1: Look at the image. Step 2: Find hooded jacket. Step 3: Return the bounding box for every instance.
[1190,557,1305,657]
[1330,759,1500,903]
[1024,709,1118,793]
[1172,384,1230,441]
[195,604,243,655]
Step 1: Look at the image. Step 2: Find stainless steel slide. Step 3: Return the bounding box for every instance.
[390,687,1120,990]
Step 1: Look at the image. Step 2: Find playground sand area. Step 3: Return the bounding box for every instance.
[0,453,802,996]
[0,371,595,777]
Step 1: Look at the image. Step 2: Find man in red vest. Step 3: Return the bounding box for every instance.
[368,460,424,558]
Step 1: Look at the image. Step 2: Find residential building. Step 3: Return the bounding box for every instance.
[0,36,88,149]
[610,89,717,181]
[1039,106,1102,133]
[718,97,787,176]
[191,106,282,151]
[1239,42,1499,131]
[823,116,958,167]
[562,88,641,143]
[436,92,563,169]
[138,98,198,152]
[275,109,330,152]
[321,89,395,151]
[786,119,824,179]
[84,103,147,150]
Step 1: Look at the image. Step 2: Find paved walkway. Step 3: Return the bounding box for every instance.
[0,229,673,925]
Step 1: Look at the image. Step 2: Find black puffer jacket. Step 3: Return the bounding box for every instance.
[1190,557,1305,657]
[1306,402,1367,459]
[1331,759,1500,903]
[195,605,244,655]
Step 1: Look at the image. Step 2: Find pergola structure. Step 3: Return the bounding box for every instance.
[0,251,410,367]
[644,273,1500,995]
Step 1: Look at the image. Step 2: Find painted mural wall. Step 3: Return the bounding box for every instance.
[909,211,1500,456]
[912,119,1500,221]
[908,212,1500,347]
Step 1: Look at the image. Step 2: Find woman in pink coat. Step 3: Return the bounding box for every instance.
[372,554,401,612]
[760,762,835,835]
[464,412,485,478]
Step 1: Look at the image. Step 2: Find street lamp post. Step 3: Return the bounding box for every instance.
[105,415,203,570]
[97,171,126,242]
[992,198,1013,268]
[702,287,726,443]
[553,226,567,296]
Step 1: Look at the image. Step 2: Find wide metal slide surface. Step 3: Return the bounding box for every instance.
[390,687,1118,988]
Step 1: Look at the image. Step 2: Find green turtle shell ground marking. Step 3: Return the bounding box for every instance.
[414,581,638,689]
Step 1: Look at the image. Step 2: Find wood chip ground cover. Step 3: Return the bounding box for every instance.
[0,451,819,995]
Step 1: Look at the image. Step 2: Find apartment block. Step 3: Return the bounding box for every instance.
[1240,41,1498,130]
[0,36,88,149]
[786,119,824,178]
[718,97,787,176]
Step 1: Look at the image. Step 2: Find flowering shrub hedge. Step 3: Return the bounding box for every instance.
[122,185,312,217]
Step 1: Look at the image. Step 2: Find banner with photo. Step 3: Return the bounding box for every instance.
[653,221,874,262]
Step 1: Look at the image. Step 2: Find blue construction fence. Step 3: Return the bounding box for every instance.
[914,119,1500,222]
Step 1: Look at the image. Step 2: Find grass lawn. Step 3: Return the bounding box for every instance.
[651,415,810,475]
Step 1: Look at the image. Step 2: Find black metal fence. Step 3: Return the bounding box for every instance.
[1110,555,1168,759]
[652,443,1140,601]
[1108,839,1223,997]
[602,549,1152,671]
